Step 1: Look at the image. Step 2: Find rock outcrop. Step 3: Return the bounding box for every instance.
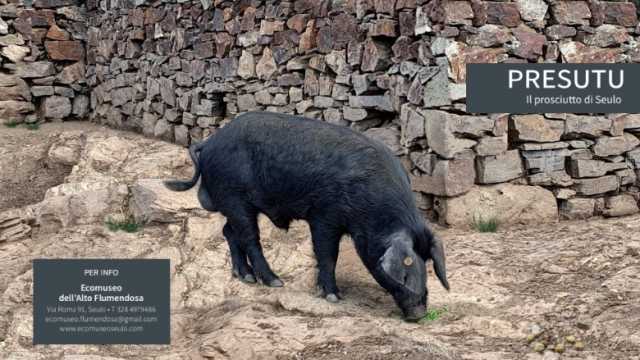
[3,0,640,223]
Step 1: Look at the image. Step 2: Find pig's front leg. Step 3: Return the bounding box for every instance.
[310,222,342,302]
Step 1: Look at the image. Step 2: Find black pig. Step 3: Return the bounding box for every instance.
[165,111,449,320]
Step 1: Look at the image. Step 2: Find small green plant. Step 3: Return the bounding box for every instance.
[472,214,499,233]
[4,121,19,128]
[105,215,141,233]
[24,123,40,130]
[419,306,447,323]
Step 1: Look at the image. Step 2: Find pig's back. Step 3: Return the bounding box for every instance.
[205,112,414,223]
[234,112,406,185]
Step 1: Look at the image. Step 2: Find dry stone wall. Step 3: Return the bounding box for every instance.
[6,0,640,226]
[0,0,89,123]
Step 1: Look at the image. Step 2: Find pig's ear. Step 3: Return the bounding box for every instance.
[379,237,424,295]
[417,228,449,291]
[429,235,450,291]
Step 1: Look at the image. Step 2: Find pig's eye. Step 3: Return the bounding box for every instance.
[403,256,413,266]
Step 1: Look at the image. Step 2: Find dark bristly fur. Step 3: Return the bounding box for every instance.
[164,111,449,320]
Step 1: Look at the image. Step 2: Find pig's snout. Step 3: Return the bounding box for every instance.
[403,304,427,322]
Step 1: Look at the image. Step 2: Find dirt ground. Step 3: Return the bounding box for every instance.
[0,122,104,211]
[1,123,639,359]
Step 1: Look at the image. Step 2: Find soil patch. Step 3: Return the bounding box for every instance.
[0,122,99,210]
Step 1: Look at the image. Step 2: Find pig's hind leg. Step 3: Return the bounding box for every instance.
[223,204,284,287]
[309,221,342,303]
[223,223,256,284]
[200,184,258,283]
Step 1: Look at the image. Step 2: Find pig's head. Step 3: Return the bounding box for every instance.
[371,228,449,321]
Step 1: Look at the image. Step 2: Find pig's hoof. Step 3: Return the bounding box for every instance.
[241,274,257,283]
[254,269,284,287]
[316,285,342,302]
[232,268,257,284]
[325,293,340,303]
[267,278,284,287]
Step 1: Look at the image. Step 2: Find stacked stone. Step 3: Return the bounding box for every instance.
[86,0,640,225]
[86,0,419,147]
[0,0,88,124]
[508,113,640,219]
[401,0,640,224]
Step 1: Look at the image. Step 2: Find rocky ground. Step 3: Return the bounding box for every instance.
[1,123,639,360]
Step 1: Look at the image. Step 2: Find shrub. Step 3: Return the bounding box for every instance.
[105,215,141,233]
[419,306,447,323]
[472,214,499,233]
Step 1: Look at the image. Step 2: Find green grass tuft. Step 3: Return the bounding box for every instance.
[419,306,448,323]
[4,121,19,128]
[472,214,499,233]
[105,216,141,233]
[24,123,40,131]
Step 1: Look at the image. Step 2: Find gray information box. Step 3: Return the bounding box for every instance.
[466,63,640,114]
[33,259,170,344]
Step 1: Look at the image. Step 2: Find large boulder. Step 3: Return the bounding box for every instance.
[435,184,558,227]
[66,133,193,184]
[130,179,203,223]
[32,131,197,230]
[603,194,639,217]
[46,131,84,165]
[0,100,34,123]
[36,180,129,231]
